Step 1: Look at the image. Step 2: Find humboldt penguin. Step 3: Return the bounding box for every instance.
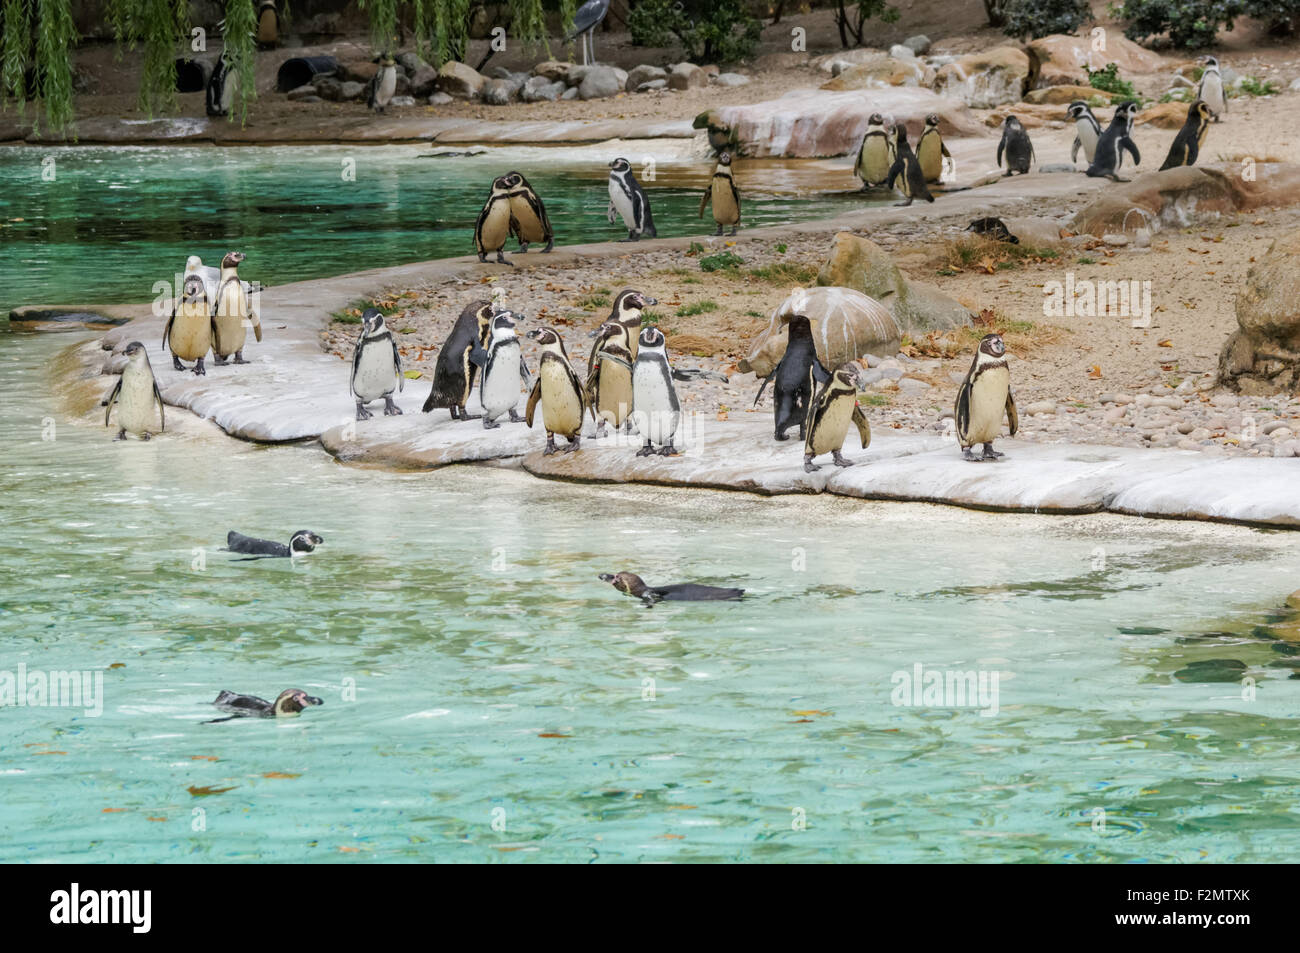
[472,310,531,428]
[699,151,740,236]
[103,341,165,440]
[525,326,585,454]
[1159,100,1212,171]
[886,125,933,205]
[803,363,871,472]
[211,251,260,364]
[916,114,951,184]
[350,308,403,420]
[598,572,744,606]
[1086,100,1141,182]
[954,332,1019,462]
[607,157,657,241]
[586,318,636,437]
[423,299,495,420]
[367,53,397,113]
[255,0,280,48]
[162,274,213,375]
[184,255,220,300]
[505,171,554,253]
[1065,101,1102,166]
[630,326,682,456]
[226,529,324,558]
[966,217,1019,243]
[753,314,830,441]
[474,176,515,265]
[854,113,894,189]
[1198,55,1226,121]
[206,50,238,118]
[997,115,1035,176]
[591,289,657,364]
[211,689,323,719]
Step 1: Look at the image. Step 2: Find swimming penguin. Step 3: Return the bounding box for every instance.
[598,572,744,606]
[586,318,636,437]
[1086,100,1141,182]
[966,217,1019,243]
[1065,100,1102,166]
[211,251,260,365]
[211,689,323,719]
[854,113,894,189]
[630,326,683,456]
[474,176,515,265]
[206,49,238,118]
[607,157,657,241]
[226,529,323,558]
[350,308,403,420]
[803,363,871,472]
[472,310,531,428]
[505,171,554,253]
[423,299,495,420]
[103,341,165,440]
[699,151,741,236]
[954,332,1019,462]
[367,53,397,113]
[916,114,951,184]
[1159,100,1212,171]
[255,0,280,48]
[886,125,934,205]
[1198,55,1226,122]
[525,326,585,454]
[997,115,1035,176]
[753,314,831,441]
[162,274,213,375]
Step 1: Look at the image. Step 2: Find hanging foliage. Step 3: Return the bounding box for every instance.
[137,0,188,116]
[33,0,78,132]
[222,0,256,124]
[359,0,400,52]
[1,0,31,112]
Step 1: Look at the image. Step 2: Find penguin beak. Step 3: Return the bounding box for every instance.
[526,328,542,341]
[598,573,615,582]
[302,693,323,707]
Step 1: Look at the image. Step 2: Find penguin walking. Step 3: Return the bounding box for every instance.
[803,363,872,472]
[1198,56,1226,122]
[630,326,683,456]
[753,314,831,441]
[211,251,260,364]
[525,326,585,454]
[162,274,213,375]
[1086,101,1141,182]
[505,171,554,253]
[854,113,894,189]
[954,333,1019,462]
[350,308,404,420]
[423,299,495,420]
[1065,100,1102,167]
[886,125,934,206]
[206,50,238,118]
[472,310,531,429]
[586,318,636,437]
[996,115,1035,176]
[699,152,741,236]
[916,114,951,184]
[607,157,656,241]
[474,176,515,265]
[1159,100,1212,171]
[367,53,397,113]
[103,341,165,440]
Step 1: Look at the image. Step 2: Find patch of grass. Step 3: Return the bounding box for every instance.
[686,241,707,256]
[640,309,665,325]
[942,235,1062,273]
[1077,256,1097,265]
[699,250,746,272]
[1159,89,1193,104]
[747,261,820,284]
[681,275,703,284]
[331,297,401,324]
[902,311,1065,360]
[1088,62,1140,101]
[858,392,892,407]
[744,309,766,318]
[676,300,719,317]
[774,242,788,254]
[1239,76,1279,97]
[576,293,611,311]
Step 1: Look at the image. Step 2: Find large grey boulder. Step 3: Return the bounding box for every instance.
[436,61,487,100]
[625,64,667,91]
[1220,229,1300,395]
[522,75,565,102]
[339,80,366,101]
[532,60,572,83]
[817,232,969,333]
[579,65,623,100]
[669,62,707,90]
[713,72,750,87]
[408,65,439,98]
[397,52,430,74]
[903,35,931,54]
[481,77,521,105]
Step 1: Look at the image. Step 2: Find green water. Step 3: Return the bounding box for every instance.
[5,329,1300,862]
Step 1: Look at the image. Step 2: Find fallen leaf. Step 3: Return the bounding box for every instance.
[102,808,127,813]
[338,846,362,853]
[1088,365,1103,379]
[190,755,218,761]
[667,805,697,810]
[657,834,685,840]
[792,710,831,717]
[262,772,300,779]
[147,817,167,822]
[716,410,729,421]
[1158,339,1173,347]
[108,662,126,669]
[187,784,237,797]
[538,733,570,738]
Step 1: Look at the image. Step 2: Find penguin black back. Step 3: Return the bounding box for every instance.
[424,300,494,418]
[226,530,323,559]
[598,572,744,605]
[966,217,1019,244]
[754,314,831,442]
[885,125,934,205]
[996,116,1035,175]
[1086,101,1141,181]
[1159,100,1211,171]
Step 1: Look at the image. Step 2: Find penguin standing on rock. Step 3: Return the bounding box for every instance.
[754,314,830,441]
[367,53,397,113]
[1065,101,1102,167]
[526,326,585,454]
[586,318,636,437]
[1198,55,1226,122]
[997,115,1035,176]
[162,274,213,375]
[630,326,684,456]
[423,299,495,420]
[505,171,554,253]
[474,176,515,265]
[472,310,531,428]
[103,341,165,440]
[803,363,872,472]
[954,333,1018,462]
[916,114,951,184]
[211,251,260,365]
[854,113,894,189]
[1160,100,1212,170]
[607,158,656,241]
[350,308,404,420]
[886,125,933,205]
[1086,100,1141,182]
[700,152,741,236]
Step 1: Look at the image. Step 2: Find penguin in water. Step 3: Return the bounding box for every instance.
[803,363,872,472]
[162,274,213,375]
[916,114,951,184]
[886,125,934,205]
[423,299,495,420]
[474,176,515,265]
[211,251,261,365]
[1198,55,1226,122]
[367,53,397,113]
[505,171,554,253]
[1086,100,1141,182]
[630,326,685,456]
[525,326,585,454]
[350,308,403,420]
[471,310,531,428]
[1065,101,1102,167]
[753,314,830,441]
[997,115,1035,176]
[206,49,238,118]
[209,689,322,722]
[587,318,636,437]
[1160,100,1212,171]
[700,151,741,236]
[598,572,744,605]
[854,113,894,189]
[103,341,165,440]
[225,530,324,559]
[954,332,1019,462]
[607,157,657,241]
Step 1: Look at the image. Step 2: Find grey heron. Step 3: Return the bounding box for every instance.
[566,0,610,66]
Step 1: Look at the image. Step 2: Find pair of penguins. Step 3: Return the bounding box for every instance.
[855,113,950,205]
[475,172,555,264]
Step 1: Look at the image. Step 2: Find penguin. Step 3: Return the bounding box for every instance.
[103,341,165,440]
[753,314,831,441]
[854,113,894,189]
[423,299,495,420]
[367,53,397,113]
[1198,55,1226,122]
[474,176,515,265]
[255,0,280,48]
[1065,100,1102,167]
[598,572,744,605]
[525,326,585,454]
[1159,99,1212,171]
[586,318,636,437]
[471,310,531,429]
[886,125,934,205]
[607,157,657,241]
[211,251,260,364]
[996,115,1035,176]
[630,326,682,456]
[803,363,871,472]
[954,332,1019,462]
[211,689,323,719]
[699,151,740,236]
[1086,100,1141,182]
[184,255,220,300]
[589,289,657,365]
[916,114,951,184]
[226,529,324,558]
[206,50,238,118]
[162,274,212,375]
[966,217,1019,243]
[505,171,554,253]
[350,307,403,420]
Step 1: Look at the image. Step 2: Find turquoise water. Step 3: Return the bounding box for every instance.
[0,144,868,314]
[5,328,1300,862]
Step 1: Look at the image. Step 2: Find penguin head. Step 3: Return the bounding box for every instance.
[1003,115,1022,131]
[1065,100,1089,120]
[978,333,1006,359]
[638,326,666,351]
[361,308,386,335]
[527,326,567,356]
[1193,99,1211,122]
[273,689,324,716]
[1116,100,1139,119]
[609,157,631,173]
[377,52,395,67]
[891,124,908,146]
[1203,55,1219,69]
[220,251,246,269]
[613,289,657,320]
[182,275,207,304]
[289,530,323,554]
[503,171,526,191]
[867,112,885,126]
[833,363,862,389]
[599,572,647,596]
[491,174,512,194]
[184,254,204,273]
[716,151,732,167]
[122,341,148,364]
[924,113,940,128]
[492,311,518,332]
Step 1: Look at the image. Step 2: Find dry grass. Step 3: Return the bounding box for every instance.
[903,309,1067,360]
[937,235,1065,276]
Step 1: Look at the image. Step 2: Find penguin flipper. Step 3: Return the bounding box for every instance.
[1005,389,1019,437]
[886,158,904,190]
[941,140,951,159]
[811,357,832,385]
[1071,136,1081,165]
[852,403,872,449]
[103,378,122,426]
[698,188,709,218]
[392,335,404,391]
[469,345,490,369]
[525,376,541,428]
[253,318,263,343]
[996,135,1006,169]
[1123,137,1140,166]
[752,367,776,408]
[955,378,972,443]
[154,380,166,432]
[162,308,175,351]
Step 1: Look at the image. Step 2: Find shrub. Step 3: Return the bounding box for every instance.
[1087,62,1139,99]
[1121,0,1241,49]
[698,251,746,272]
[1000,0,1092,38]
[628,0,762,63]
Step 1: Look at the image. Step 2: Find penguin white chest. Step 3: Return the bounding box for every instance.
[632,360,679,445]
[1200,73,1225,112]
[540,360,582,435]
[117,368,159,434]
[808,395,855,456]
[609,178,637,229]
[967,366,1010,445]
[481,340,522,417]
[212,279,249,355]
[377,67,396,104]
[354,341,397,401]
[1076,121,1099,161]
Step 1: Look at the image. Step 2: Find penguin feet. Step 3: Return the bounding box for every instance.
[541,240,554,253]
[232,350,249,364]
[832,451,853,468]
[115,429,127,441]
[194,358,206,376]
[981,443,1005,461]
[458,410,482,421]
[518,242,530,253]
[729,227,738,236]
[355,402,373,421]
[172,355,186,371]
[495,252,513,266]
[563,436,581,453]
[714,226,724,236]
[383,397,402,416]
[635,442,654,457]
[483,417,501,430]
[544,434,558,455]
[803,455,821,473]
[1002,170,1013,177]
[625,232,639,242]
[508,409,523,423]
[656,445,676,457]
[477,253,488,263]
[894,198,914,207]
[962,447,982,462]
[774,430,789,441]
[141,432,152,441]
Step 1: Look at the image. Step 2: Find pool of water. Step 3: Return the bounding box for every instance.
[0,144,872,314]
[5,328,1300,862]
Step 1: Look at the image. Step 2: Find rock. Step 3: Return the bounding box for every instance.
[578,65,623,100]
[294,94,322,103]
[933,47,1030,108]
[1026,400,1057,416]
[713,72,750,87]
[816,232,969,333]
[1023,84,1112,105]
[1264,420,1292,434]
[339,80,365,101]
[389,95,416,108]
[904,35,932,54]
[897,377,931,394]
[428,91,453,105]
[313,76,343,101]
[740,286,902,378]
[1136,100,1194,129]
[286,83,317,101]
[338,60,378,84]
[522,75,565,102]
[397,52,430,74]
[532,60,572,83]
[625,64,667,91]
[436,61,486,100]
[1026,33,1168,88]
[1102,233,1129,246]
[669,63,707,90]
[408,65,439,98]
[636,79,667,92]
[1220,228,1300,395]
[821,54,933,90]
[860,368,884,385]
[889,44,915,60]
[481,77,521,105]
[561,86,578,100]
[1291,77,1300,92]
